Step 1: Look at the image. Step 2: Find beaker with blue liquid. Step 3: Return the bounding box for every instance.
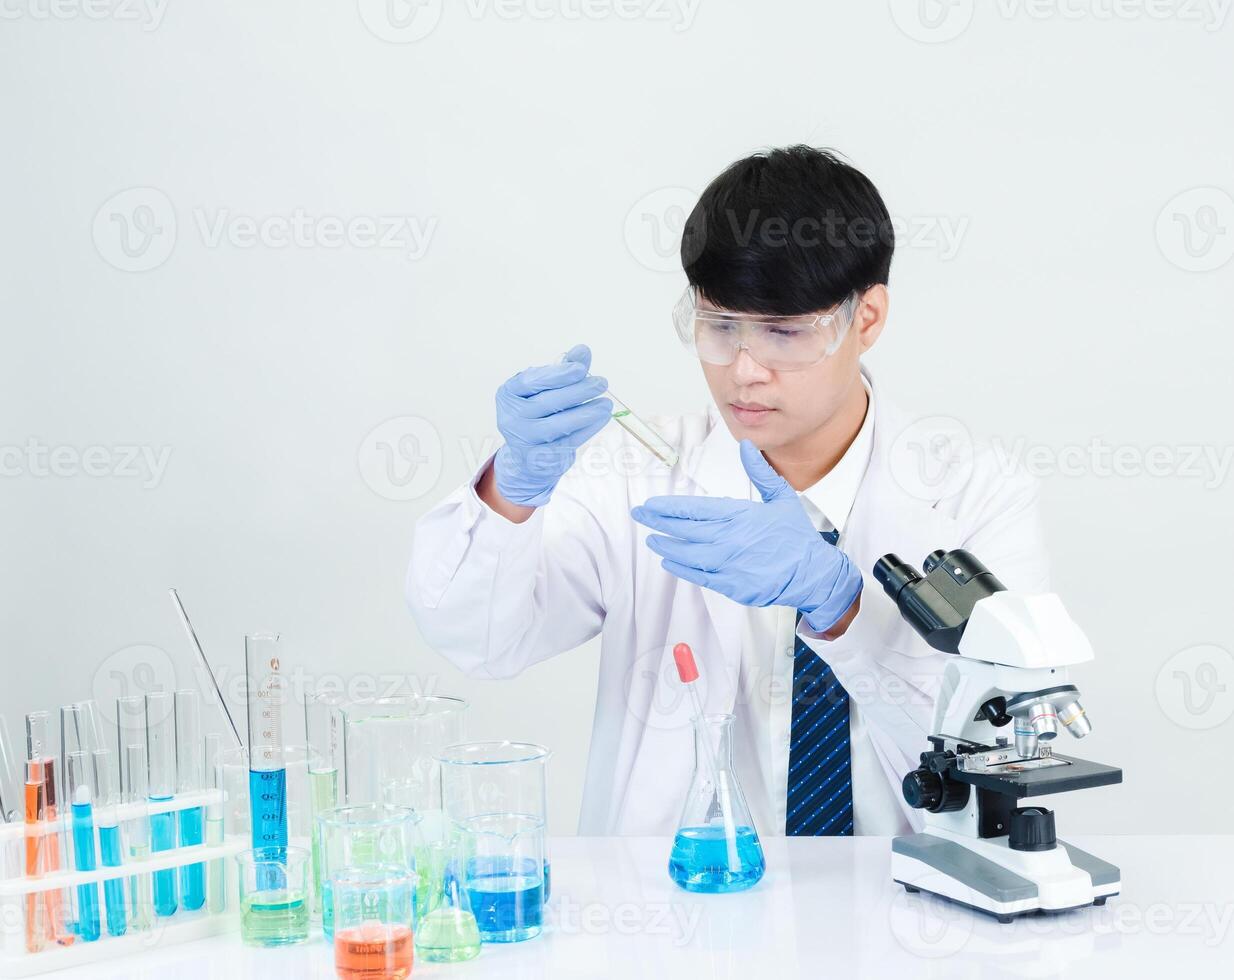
[668,713,765,893]
[438,742,551,943]
[315,804,419,941]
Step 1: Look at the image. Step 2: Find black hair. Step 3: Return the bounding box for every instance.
[681,145,894,315]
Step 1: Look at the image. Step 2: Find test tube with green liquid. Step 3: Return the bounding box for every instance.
[557,352,681,470]
[609,392,681,468]
[304,692,342,916]
[205,734,226,914]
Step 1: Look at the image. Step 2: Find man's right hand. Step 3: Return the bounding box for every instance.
[490,343,612,509]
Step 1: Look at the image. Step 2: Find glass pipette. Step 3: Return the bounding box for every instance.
[169,589,245,751]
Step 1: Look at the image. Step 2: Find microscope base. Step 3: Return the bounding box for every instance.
[891,831,1120,923]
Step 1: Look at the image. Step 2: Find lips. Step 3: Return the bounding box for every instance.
[730,402,775,424]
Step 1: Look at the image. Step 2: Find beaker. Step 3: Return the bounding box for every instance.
[668,713,765,893]
[331,867,416,980]
[438,742,551,943]
[236,845,310,947]
[341,696,467,811]
[316,804,420,940]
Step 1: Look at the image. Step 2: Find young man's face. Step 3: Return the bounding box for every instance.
[699,288,886,452]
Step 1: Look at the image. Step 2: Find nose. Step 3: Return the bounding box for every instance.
[730,346,772,385]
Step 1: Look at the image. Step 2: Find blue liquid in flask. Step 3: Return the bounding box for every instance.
[668,826,765,893]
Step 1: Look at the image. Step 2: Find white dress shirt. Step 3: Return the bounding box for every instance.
[732,375,910,837]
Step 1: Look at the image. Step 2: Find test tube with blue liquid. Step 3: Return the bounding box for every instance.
[92,749,127,937]
[175,690,205,910]
[245,633,288,888]
[64,751,100,942]
[145,692,179,917]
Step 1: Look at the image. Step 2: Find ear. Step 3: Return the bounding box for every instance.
[853,283,889,354]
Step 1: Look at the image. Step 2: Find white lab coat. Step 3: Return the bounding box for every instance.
[406,366,1049,835]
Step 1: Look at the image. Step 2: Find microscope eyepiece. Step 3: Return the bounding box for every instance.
[872,549,1007,654]
[873,554,921,601]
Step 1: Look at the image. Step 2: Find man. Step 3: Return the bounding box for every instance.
[407,145,1047,837]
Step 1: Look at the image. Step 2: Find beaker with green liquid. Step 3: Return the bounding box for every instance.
[236,845,310,947]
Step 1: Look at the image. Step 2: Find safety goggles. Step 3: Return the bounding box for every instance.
[672,286,860,371]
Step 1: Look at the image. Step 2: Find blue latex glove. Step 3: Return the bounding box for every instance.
[630,439,863,633]
[493,344,613,507]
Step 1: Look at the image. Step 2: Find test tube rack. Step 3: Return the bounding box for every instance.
[0,790,244,978]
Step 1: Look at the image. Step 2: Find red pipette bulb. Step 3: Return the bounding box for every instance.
[673,643,699,684]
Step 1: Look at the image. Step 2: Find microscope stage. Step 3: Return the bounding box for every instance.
[952,753,1123,797]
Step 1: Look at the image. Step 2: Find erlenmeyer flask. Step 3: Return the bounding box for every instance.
[668,713,765,893]
[413,815,481,962]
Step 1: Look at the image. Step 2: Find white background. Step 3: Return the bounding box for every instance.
[1,1,1231,835]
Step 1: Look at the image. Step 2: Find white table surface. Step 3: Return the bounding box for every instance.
[43,835,1234,979]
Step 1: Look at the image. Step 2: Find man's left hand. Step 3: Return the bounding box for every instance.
[630,439,863,634]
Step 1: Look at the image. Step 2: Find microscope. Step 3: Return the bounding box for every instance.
[873,549,1122,922]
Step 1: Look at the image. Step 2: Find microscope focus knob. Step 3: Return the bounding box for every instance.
[902,769,969,813]
[1009,806,1057,851]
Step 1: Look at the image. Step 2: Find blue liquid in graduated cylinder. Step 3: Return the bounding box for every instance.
[98,825,128,936]
[466,857,543,942]
[150,800,179,916]
[248,769,287,890]
[71,802,101,941]
[178,806,205,910]
[668,826,765,893]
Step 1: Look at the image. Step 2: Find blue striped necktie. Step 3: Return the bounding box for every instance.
[786,527,854,836]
